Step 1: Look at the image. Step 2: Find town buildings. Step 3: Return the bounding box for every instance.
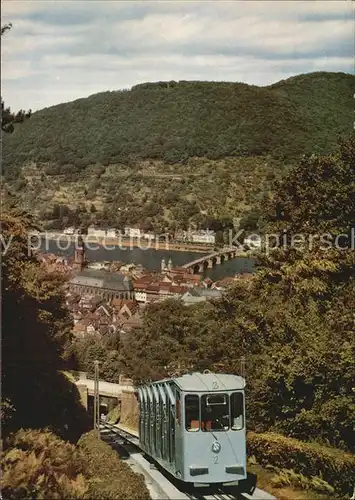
[68,292,143,338]
[87,226,107,238]
[68,235,134,300]
[69,270,134,300]
[38,229,251,346]
[66,226,216,245]
[175,229,216,245]
[124,227,142,238]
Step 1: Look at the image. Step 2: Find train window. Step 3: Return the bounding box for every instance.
[201,394,229,431]
[230,392,244,430]
[185,394,200,432]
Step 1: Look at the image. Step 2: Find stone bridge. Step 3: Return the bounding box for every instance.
[75,372,134,409]
[182,247,243,274]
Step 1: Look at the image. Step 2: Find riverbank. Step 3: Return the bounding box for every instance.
[40,239,255,279]
[36,233,218,254]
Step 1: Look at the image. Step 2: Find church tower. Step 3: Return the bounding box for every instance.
[73,234,86,272]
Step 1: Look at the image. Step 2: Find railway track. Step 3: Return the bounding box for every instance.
[99,421,275,500]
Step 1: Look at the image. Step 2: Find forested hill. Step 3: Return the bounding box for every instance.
[3,71,354,178]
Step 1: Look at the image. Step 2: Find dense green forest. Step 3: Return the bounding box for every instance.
[3,71,353,233]
[3,72,353,175]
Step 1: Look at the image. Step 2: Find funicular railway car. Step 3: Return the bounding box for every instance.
[137,372,255,493]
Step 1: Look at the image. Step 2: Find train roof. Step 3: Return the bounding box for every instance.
[148,372,245,392]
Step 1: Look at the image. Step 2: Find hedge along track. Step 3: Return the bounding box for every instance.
[99,421,275,500]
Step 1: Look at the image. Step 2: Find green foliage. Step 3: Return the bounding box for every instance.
[70,333,121,383]
[1,22,13,36]
[1,207,89,441]
[8,156,288,234]
[2,428,151,500]
[263,137,355,237]
[78,431,150,499]
[3,72,353,231]
[247,431,355,496]
[1,429,88,499]
[271,469,334,495]
[3,73,353,176]
[121,140,355,454]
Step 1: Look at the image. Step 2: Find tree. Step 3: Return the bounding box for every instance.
[1,23,12,36]
[120,140,355,451]
[1,206,89,441]
[239,209,261,232]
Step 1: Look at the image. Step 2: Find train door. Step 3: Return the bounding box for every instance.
[146,398,150,453]
[158,384,168,462]
[147,387,154,455]
[137,388,145,450]
[161,398,168,460]
[152,386,160,459]
[174,390,182,475]
[168,395,175,466]
[139,387,149,452]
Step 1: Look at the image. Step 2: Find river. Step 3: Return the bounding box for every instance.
[40,240,254,280]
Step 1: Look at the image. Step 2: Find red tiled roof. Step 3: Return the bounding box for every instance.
[183,274,201,281]
[170,285,186,294]
[159,282,171,291]
[112,298,138,311]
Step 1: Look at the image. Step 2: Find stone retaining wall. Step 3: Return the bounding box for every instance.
[120,388,139,432]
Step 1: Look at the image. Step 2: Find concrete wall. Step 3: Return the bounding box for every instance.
[77,384,88,409]
[120,382,139,433]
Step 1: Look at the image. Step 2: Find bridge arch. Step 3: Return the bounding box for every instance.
[192,263,200,274]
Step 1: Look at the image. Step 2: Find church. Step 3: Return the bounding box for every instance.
[68,236,134,300]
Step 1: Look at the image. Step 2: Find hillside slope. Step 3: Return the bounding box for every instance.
[3,72,353,179]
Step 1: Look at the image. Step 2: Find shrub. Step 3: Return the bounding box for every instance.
[271,469,334,495]
[247,431,355,496]
[1,429,88,499]
[78,431,150,499]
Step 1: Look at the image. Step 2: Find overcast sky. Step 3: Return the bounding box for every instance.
[2,0,353,111]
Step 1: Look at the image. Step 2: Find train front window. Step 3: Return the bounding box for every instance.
[230,392,244,430]
[201,394,229,431]
[185,394,200,432]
